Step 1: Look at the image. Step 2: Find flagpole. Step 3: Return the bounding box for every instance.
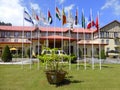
[37,18,40,70]
[67,9,71,70]
[90,9,94,70]
[45,9,49,70]
[98,11,101,70]
[30,24,32,69]
[76,7,79,70]
[54,1,56,50]
[61,6,64,63]
[22,8,25,69]
[82,9,86,70]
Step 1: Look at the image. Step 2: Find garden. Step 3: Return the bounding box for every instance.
[0,45,120,90]
[0,64,120,90]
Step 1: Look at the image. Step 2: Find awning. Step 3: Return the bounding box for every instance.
[10,48,17,51]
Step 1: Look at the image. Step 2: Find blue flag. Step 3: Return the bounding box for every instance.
[24,10,34,24]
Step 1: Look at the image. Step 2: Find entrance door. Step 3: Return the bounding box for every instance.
[49,40,61,48]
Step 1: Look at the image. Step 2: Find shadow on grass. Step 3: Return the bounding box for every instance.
[56,77,84,87]
[95,65,113,68]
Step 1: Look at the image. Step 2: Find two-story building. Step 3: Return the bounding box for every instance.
[0,25,106,58]
[100,20,120,57]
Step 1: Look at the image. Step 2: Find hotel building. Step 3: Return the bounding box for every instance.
[0,23,110,58]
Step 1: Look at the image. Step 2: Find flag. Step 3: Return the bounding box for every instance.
[24,10,34,24]
[75,9,78,25]
[32,8,39,21]
[56,7,61,20]
[81,10,85,28]
[48,10,52,24]
[39,11,48,25]
[67,10,74,24]
[62,8,67,25]
[87,11,95,29]
[95,15,99,31]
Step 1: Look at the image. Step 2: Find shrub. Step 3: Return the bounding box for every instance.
[99,49,106,59]
[27,48,30,58]
[1,45,12,62]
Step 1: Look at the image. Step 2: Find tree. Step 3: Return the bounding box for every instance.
[1,45,12,62]
[99,49,106,59]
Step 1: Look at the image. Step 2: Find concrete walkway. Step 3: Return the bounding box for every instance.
[0,58,39,65]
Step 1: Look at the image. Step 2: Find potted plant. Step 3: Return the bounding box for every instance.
[38,48,69,84]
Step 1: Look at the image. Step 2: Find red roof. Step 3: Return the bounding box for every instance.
[39,27,68,32]
[73,28,97,33]
[0,26,98,33]
[33,35,76,41]
[0,42,31,44]
[0,26,36,32]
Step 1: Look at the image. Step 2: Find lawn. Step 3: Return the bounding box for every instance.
[0,63,120,90]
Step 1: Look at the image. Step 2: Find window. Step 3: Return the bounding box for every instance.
[14,32,19,38]
[5,32,10,37]
[1,32,5,37]
[26,32,30,38]
[85,34,90,39]
[106,39,109,44]
[101,39,104,44]
[14,39,18,42]
[115,39,119,45]
[100,32,104,38]
[106,32,109,38]
[114,32,118,38]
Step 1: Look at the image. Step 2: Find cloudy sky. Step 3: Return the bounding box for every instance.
[0,0,120,27]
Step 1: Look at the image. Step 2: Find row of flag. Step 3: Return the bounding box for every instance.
[24,7,99,30]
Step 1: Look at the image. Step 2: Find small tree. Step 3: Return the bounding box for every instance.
[2,45,12,62]
[100,49,106,59]
[27,48,30,58]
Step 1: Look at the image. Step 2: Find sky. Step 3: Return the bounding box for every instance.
[0,0,120,28]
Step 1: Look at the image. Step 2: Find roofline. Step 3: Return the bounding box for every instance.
[0,26,97,33]
[100,20,120,30]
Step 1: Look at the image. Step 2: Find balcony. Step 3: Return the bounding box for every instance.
[0,38,31,43]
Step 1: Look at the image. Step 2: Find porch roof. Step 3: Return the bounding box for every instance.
[33,35,77,41]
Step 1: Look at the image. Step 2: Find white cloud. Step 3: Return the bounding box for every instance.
[64,4,75,12]
[58,0,65,4]
[0,0,33,26]
[30,3,41,13]
[101,0,120,16]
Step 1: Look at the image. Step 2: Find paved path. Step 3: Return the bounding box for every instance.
[0,58,39,65]
[0,58,120,65]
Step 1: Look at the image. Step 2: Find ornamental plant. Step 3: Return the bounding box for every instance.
[2,45,12,62]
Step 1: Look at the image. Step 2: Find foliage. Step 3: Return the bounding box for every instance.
[71,54,77,63]
[27,48,30,58]
[1,45,12,62]
[38,48,70,71]
[99,49,106,59]
[0,21,12,26]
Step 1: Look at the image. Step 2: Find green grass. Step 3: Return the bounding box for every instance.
[0,63,120,90]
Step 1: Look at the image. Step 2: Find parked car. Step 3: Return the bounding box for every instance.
[41,49,67,55]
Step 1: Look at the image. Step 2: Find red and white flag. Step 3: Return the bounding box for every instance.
[87,10,95,29]
[32,8,39,21]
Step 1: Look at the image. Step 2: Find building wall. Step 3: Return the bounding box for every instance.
[100,21,120,57]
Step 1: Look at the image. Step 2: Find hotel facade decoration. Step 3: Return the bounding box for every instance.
[0,25,108,57]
